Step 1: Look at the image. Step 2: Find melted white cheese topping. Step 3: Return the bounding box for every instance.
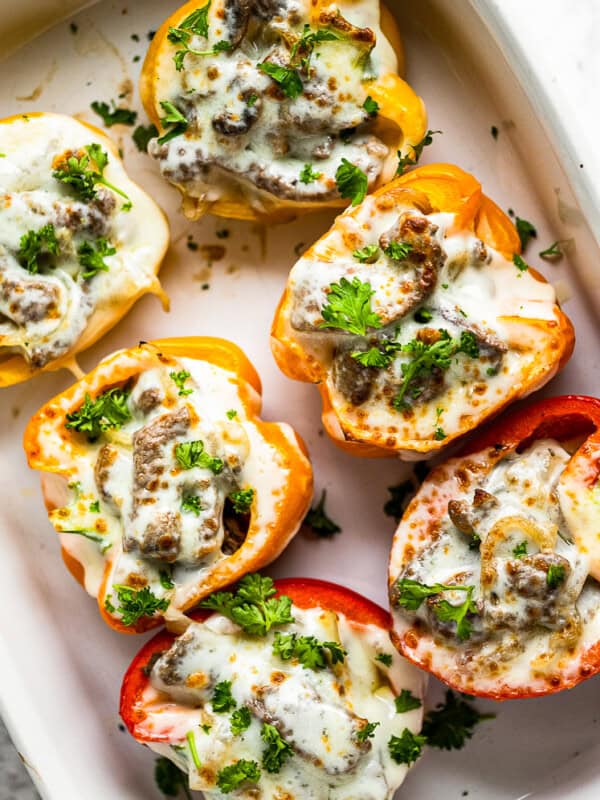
[148,0,398,208]
[143,605,425,799]
[390,439,600,693]
[285,196,562,448]
[45,357,293,623]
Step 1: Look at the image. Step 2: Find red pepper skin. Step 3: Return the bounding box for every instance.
[120,578,390,741]
[389,395,600,699]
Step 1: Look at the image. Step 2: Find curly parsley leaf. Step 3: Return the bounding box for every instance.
[512,541,528,558]
[167,3,231,70]
[53,143,131,206]
[170,369,193,396]
[388,728,427,765]
[547,563,566,588]
[384,241,412,261]
[352,339,402,369]
[433,586,478,640]
[154,756,191,798]
[320,276,382,335]
[65,387,131,441]
[261,723,293,774]
[396,130,442,174]
[230,706,252,735]
[258,61,303,99]
[335,158,368,206]
[78,237,116,279]
[105,584,169,626]
[299,163,322,184]
[175,440,224,474]
[18,223,59,273]
[229,487,254,514]
[515,216,537,251]
[394,578,472,612]
[200,573,294,636]
[289,24,343,68]
[356,721,380,742]
[217,759,260,792]
[91,100,137,127]
[513,253,529,273]
[181,493,202,516]
[303,489,341,537]
[133,123,158,152]
[157,101,189,145]
[212,680,236,713]
[363,95,379,116]
[273,632,346,670]
[352,244,380,263]
[395,689,422,713]
[421,690,494,750]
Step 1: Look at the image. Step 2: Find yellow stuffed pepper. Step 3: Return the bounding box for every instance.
[140,0,427,222]
[271,164,575,458]
[0,112,169,387]
[23,338,313,633]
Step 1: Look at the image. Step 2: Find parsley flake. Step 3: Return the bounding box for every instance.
[384,241,412,260]
[65,387,131,441]
[78,237,116,279]
[133,124,158,152]
[105,584,168,626]
[363,95,379,116]
[89,500,100,513]
[299,163,322,184]
[157,101,188,145]
[169,369,193,396]
[352,244,380,263]
[395,689,422,713]
[422,690,494,750]
[303,489,341,537]
[396,130,442,174]
[512,541,528,558]
[515,216,537,251]
[258,62,303,99]
[261,723,293,773]
[175,440,224,473]
[18,223,59,273]
[320,276,381,335]
[547,563,566,588]
[356,721,380,741]
[159,570,174,590]
[230,706,252,735]
[388,729,426,765]
[375,652,393,667]
[216,759,260,793]
[200,573,294,636]
[226,409,238,419]
[91,100,137,127]
[212,680,236,713]
[335,158,368,205]
[229,487,254,514]
[513,253,529,273]
[351,339,402,369]
[181,493,202,516]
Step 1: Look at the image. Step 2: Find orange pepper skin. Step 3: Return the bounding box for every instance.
[139,2,427,223]
[24,337,313,633]
[271,163,575,459]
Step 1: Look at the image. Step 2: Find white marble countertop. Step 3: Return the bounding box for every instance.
[0,1,598,798]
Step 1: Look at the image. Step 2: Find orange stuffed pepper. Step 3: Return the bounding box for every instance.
[140,0,426,222]
[271,163,574,459]
[0,112,169,387]
[23,338,313,633]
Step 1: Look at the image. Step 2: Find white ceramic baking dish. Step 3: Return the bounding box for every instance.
[0,1,598,798]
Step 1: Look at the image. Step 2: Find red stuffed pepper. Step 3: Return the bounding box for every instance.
[388,395,600,699]
[121,575,426,798]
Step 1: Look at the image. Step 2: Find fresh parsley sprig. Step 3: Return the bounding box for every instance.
[335,158,368,206]
[211,680,236,713]
[154,757,191,799]
[217,760,261,792]
[181,493,202,516]
[395,689,422,713]
[289,24,343,69]
[175,440,224,474]
[352,339,402,369]
[303,489,341,537]
[157,101,189,145]
[133,123,158,152]
[53,143,132,208]
[384,241,412,261]
[352,244,380,263]
[167,3,231,70]
[258,62,303,99]
[396,130,442,174]
[421,690,494,750]
[200,573,294,636]
[392,329,480,410]
[515,216,537,251]
[104,584,169,626]
[18,223,59,273]
[299,163,322,184]
[356,721,379,742]
[65,387,131,441]
[395,578,477,640]
[230,706,252,735]
[273,632,346,670]
[78,237,116,279]
[261,723,293,773]
[388,728,427,765]
[320,277,382,335]
[229,487,254,514]
[91,100,137,127]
